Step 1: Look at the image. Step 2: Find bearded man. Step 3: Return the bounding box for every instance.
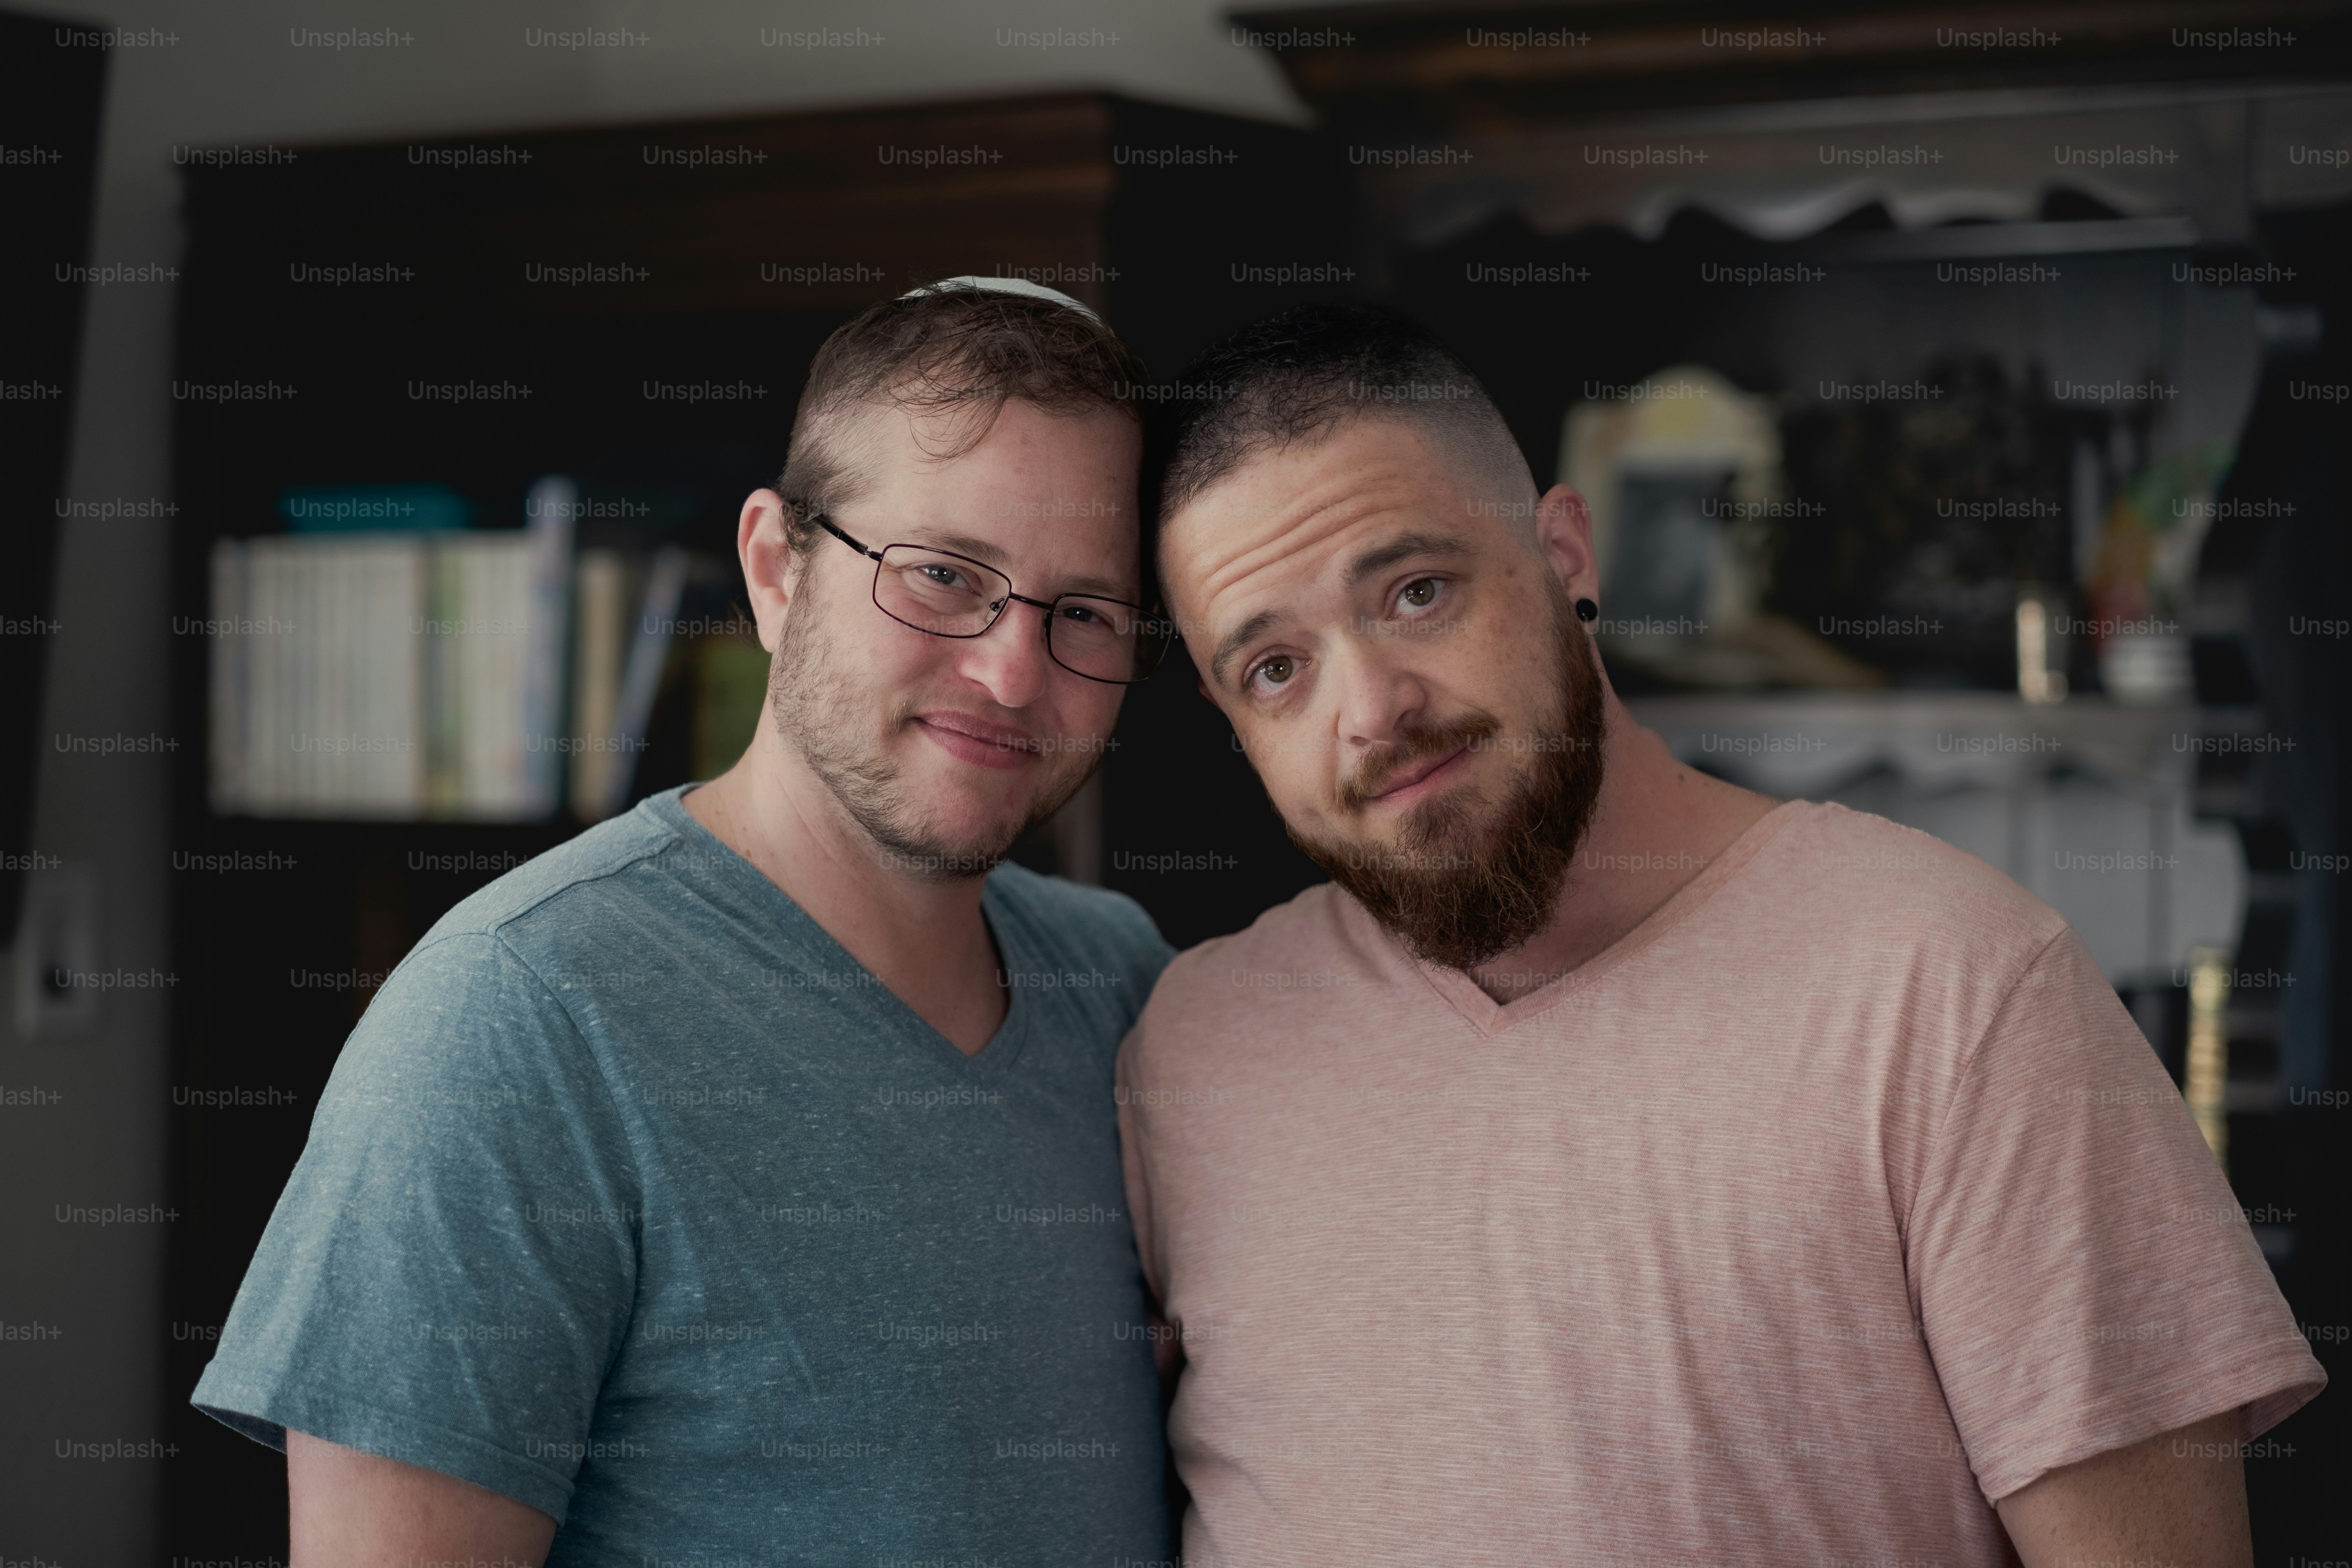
[1117,303,2323,1568]
[193,279,1179,1565]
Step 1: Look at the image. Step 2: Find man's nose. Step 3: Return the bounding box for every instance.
[1331,638,1430,757]
[952,597,1055,709]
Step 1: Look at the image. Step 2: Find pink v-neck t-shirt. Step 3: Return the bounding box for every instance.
[1117,800,2322,1566]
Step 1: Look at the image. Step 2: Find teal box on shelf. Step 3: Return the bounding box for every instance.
[277,482,473,532]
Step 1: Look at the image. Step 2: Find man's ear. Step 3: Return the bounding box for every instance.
[1533,484,1599,603]
[738,488,797,654]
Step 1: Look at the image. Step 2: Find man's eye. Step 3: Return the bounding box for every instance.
[1399,577,1441,610]
[1251,655,1296,689]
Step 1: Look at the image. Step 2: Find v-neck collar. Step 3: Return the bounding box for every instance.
[1403,800,1810,1038]
[643,786,1035,1081]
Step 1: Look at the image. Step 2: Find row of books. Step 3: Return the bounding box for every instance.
[207,478,691,821]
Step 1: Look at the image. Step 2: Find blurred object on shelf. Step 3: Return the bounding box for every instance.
[566,545,713,824]
[569,549,643,823]
[2184,945,2233,1168]
[2085,433,2233,629]
[1564,365,1879,689]
[599,547,691,819]
[210,533,424,815]
[2080,434,2229,705]
[2101,632,2194,706]
[694,635,771,786]
[2015,589,2069,704]
[2142,439,2234,608]
[1702,616,1885,690]
[1628,689,2245,987]
[277,482,473,533]
[518,476,577,815]
[210,478,573,821]
[1774,354,2083,691]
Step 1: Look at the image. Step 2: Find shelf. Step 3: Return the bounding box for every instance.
[1800,216,2197,264]
[1625,689,2201,795]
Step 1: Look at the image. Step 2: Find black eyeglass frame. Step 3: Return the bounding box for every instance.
[814,514,1174,686]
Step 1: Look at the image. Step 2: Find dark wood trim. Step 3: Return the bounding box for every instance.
[1229,0,2352,127]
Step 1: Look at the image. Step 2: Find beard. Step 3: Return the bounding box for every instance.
[766,597,1100,884]
[1288,593,1608,971]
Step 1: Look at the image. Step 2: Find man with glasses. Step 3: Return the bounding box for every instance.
[191,279,1178,1565]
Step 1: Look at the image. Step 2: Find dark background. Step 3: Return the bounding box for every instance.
[5,0,2347,1556]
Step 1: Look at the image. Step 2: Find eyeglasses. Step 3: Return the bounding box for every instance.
[815,515,1174,686]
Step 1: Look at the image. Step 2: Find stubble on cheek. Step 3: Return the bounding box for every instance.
[764,600,1112,875]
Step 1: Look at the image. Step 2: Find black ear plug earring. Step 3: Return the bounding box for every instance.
[1574,597,1598,623]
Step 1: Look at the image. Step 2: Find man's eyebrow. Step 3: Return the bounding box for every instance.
[1343,532,1475,588]
[1207,534,1474,686]
[905,531,1129,600]
[1210,608,1283,688]
[911,530,1010,566]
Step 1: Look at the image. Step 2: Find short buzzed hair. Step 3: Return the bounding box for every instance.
[777,282,1151,556]
[1150,302,1534,533]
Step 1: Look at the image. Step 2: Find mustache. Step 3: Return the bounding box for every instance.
[1336,711,1501,814]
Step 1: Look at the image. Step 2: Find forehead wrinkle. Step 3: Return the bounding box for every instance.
[1186,469,1425,609]
[1344,531,1476,588]
[1193,505,1358,611]
[1191,496,1448,690]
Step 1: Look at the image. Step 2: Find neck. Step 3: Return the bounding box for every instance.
[1465,688,1778,1004]
[685,719,1006,1052]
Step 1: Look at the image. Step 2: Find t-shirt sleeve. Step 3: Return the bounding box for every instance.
[1906,926,2326,1501]
[1115,1015,1165,1309]
[1083,884,1177,1031]
[189,929,641,1524]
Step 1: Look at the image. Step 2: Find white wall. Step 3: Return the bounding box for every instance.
[0,1,1302,1554]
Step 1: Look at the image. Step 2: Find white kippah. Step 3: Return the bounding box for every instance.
[899,274,1102,324]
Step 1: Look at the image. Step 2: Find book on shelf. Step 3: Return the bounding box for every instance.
[567,548,635,824]
[208,478,596,821]
[567,543,690,824]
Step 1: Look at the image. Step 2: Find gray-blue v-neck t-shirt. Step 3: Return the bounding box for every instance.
[192,786,1175,1563]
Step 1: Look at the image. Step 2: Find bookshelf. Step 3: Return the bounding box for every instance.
[162,89,1348,1553]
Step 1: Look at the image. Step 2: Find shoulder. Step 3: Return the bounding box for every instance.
[984,862,1176,1017]
[1760,801,2068,943]
[356,801,693,1058]
[408,799,685,954]
[1724,802,2075,1030]
[1130,881,1366,1035]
